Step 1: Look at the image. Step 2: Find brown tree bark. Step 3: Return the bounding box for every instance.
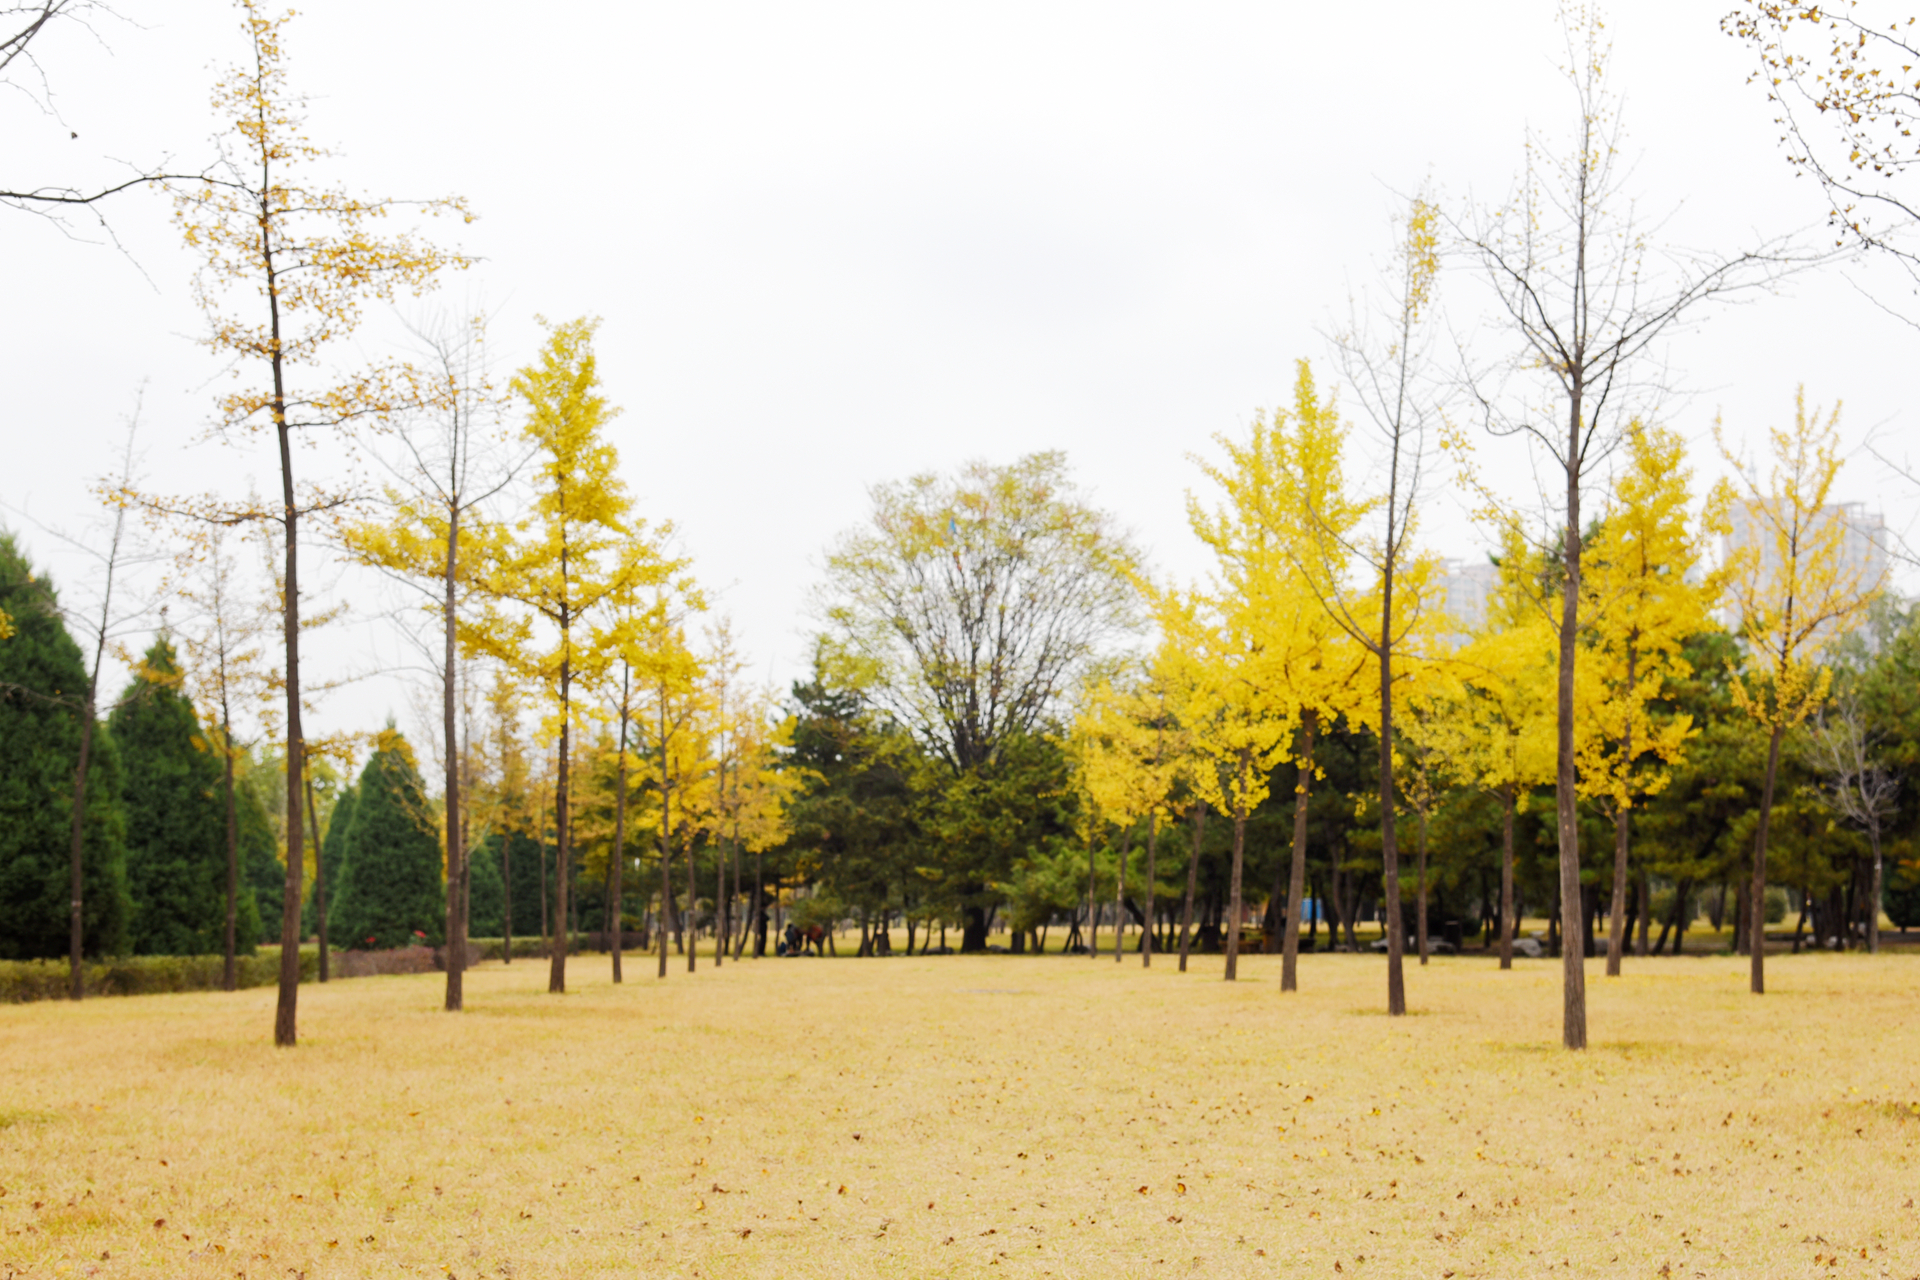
[303,770,325,985]
[1281,711,1318,992]
[221,716,239,992]
[609,670,631,984]
[1112,823,1133,962]
[1178,805,1205,972]
[1750,722,1786,993]
[1604,642,1637,979]
[1141,810,1158,968]
[1224,748,1250,982]
[1499,783,1516,970]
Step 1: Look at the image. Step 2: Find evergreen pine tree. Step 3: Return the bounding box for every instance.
[466,828,506,938]
[112,637,229,955]
[0,532,130,959]
[237,778,279,947]
[306,784,357,936]
[331,728,444,949]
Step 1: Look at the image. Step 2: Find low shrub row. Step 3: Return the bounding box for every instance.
[0,948,319,1003]
[0,936,606,1003]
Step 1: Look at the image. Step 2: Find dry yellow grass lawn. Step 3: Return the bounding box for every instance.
[3,950,1918,1279]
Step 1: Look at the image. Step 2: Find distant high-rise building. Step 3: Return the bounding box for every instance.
[1436,557,1500,638]
[1722,500,1888,639]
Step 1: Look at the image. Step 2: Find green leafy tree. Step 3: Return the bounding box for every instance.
[330,729,444,950]
[112,637,231,955]
[0,532,129,960]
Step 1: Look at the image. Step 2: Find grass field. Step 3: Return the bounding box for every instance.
[3,949,1918,1279]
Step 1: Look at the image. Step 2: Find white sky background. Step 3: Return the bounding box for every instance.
[4,0,1916,758]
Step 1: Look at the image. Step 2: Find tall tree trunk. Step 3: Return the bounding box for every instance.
[684,828,696,973]
[659,691,673,978]
[303,771,324,987]
[1113,823,1133,962]
[1224,749,1250,982]
[502,831,514,965]
[1087,831,1100,960]
[1604,640,1637,979]
[1141,810,1158,968]
[1497,781,1515,971]
[1178,805,1205,972]
[1415,799,1430,966]
[610,678,630,984]
[538,814,550,958]
[269,255,306,1048]
[1750,722,1785,994]
[1554,377,1587,1048]
[549,688,571,993]
[1635,868,1651,957]
[1282,712,1318,992]
[66,700,98,1001]
[443,504,465,1011]
[1377,639,1405,1014]
[1867,825,1883,954]
[221,713,239,992]
[752,848,765,957]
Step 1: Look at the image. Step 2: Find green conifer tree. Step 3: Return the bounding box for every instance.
[237,779,279,947]
[112,637,230,955]
[306,784,357,936]
[0,532,130,959]
[466,828,506,939]
[331,729,445,949]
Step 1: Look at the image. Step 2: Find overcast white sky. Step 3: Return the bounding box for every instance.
[4,0,1915,754]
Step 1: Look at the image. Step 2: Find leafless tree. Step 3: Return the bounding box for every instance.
[1806,692,1900,952]
[1726,2,1920,323]
[1456,4,1796,1049]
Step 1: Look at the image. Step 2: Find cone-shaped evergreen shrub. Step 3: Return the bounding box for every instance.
[331,728,444,949]
[112,637,230,955]
[0,532,129,959]
[238,778,280,946]
[306,783,356,936]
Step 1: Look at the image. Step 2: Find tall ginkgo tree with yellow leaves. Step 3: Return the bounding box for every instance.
[1188,362,1372,992]
[168,1,472,1046]
[1715,388,1882,996]
[466,318,682,996]
[1576,422,1724,977]
[1416,526,1558,970]
[341,313,519,1012]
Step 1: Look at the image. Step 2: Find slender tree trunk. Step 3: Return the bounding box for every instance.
[1225,749,1249,982]
[1604,641,1637,979]
[1415,799,1430,966]
[1113,823,1132,962]
[1087,830,1100,959]
[610,677,631,984]
[752,848,765,957]
[1178,805,1205,972]
[538,810,550,958]
[684,828,697,974]
[1141,810,1158,968]
[303,770,324,988]
[1377,644,1406,1015]
[267,241,306,1047]
[221,716,239,992]
[1867,826,1883,954]
[1635,868,1651,957]
[1500,783,1516,969]
[658,691,673,978]
[1750,722,1785,994]
[502,831,514,965]
[65,701,97,1001]
[443,503,464,1010]
[313,768,329,983]
[1282,712,1318,992]
[549,675,573,993]
[1553,379,1588,1047]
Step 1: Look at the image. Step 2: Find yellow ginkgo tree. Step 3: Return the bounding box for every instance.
[466,317,682,995]
[1715,388,1882,995]
[1576,422,1724,977]
[1186,361,1372,991]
